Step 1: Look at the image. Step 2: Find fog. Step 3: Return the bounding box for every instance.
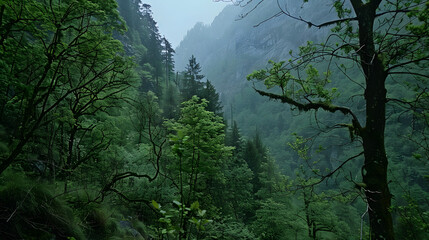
[144,0,232,48]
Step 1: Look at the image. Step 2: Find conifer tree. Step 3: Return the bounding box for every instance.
[162,37,175,85]
[181,55,205,100]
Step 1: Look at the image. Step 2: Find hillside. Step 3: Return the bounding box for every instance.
[175,1,340,166]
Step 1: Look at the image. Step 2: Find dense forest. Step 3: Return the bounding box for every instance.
[0,0,428,240]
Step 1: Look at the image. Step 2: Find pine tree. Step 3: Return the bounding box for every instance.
[243,133,267,194]
[201,80,223,115]
[162,37,175,85]
[181,55,205,100]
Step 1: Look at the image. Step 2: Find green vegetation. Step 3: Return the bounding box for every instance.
[246,0,429,238]
[0,0,428,239]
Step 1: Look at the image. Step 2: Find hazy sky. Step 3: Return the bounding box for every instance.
[143,0,232,48]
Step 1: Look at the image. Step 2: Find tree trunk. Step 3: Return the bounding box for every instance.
[361,60,394,239]
[353,1,395,239]
[361,58,393,239]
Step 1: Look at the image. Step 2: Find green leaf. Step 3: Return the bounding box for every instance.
[190,217,199,224]
[190,201,200,210]
[152,200,160,210]
[198,209,206,217]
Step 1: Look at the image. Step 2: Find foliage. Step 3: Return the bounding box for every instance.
[165,96,232,206]
[247,59,337,105]
[0,0,132,175]
[152,200,212,239]
[204,218,258,240]
[244,0,429,239]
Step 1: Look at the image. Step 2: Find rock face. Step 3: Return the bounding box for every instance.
[175,0,333,98]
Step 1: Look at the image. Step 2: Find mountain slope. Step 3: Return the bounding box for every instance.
[175,1,337,166]
[175,1,334,95]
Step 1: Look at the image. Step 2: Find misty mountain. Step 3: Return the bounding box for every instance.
[175,1,335,96]
[175,1,341,165]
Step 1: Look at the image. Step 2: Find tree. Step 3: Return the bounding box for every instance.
[166,96,231,204]
[226,121,243,156]
[245,0,429,239]
[162,36,175,85]
[165,96,232,238]
[181,55,205,100]
[116,0,165,94]
[243,133,267,194]
[179,56,224,115]
[139,3,163,83]
[290,136,352,240]
[201,80,223,115]
[0,0,131,175]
